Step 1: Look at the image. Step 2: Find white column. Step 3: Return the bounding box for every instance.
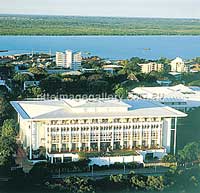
[174,117,177,155]
[160,124,163,148]
[61,155,64,163]
[157,129,160,147]
[18,114,20,124]
[98,126,101,151]
[45,124,48,158]
[148,125,151,148]
[139,124,143,147]
[88,126,91,151]
[29,121,32,160]
[79,127,82,151]
[162,118,171,153]
[59,127,62,152]
[51,156,53,164]
[49,125,52,153]
[111,126,114,150]
[120,125,124,149]
[130,125,133,149]
[69,127,72,151]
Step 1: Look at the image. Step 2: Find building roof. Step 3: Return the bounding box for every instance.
[102,65,123,69]
[131,84,200,107]
[171,57,184,63]
[138,62,162,66]
[10,99,187,120]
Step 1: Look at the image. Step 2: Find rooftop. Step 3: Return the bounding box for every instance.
[11,98,187,120]
[132,84,200,97]
[171,57,184,63]
[131,84,200,108]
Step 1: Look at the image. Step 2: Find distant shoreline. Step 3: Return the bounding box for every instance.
[1,35,200,37]
[1,15,200,36]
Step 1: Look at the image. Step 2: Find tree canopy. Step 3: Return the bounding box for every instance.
[1,119,18,138]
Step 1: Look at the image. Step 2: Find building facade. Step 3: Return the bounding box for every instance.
[72,51,82,71]
[11,99,186,162]
[170,57,188,73]
[56,52,66,68]
[139,62,164,74]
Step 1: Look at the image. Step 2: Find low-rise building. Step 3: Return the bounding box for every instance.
[11,98,186,163]
[131,84,200,111]
[156,80,172,86]
[170,57,188,73]
[191,63,200,72]
[102,64,123,74]
[138,62,163,74]
[23,81,40,90]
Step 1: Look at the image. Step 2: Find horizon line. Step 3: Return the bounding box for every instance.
[0,13,200,20]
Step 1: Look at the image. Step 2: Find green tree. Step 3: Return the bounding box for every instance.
[188,80,200,86]
[1,119,18,138]
[194,57,200,63]
[29,162,51,183]
[129,175,146,190]
[0,136,17,166]
[0,97,10,124]
[26,86,42,97]
[162,154,177,163]
[157,57,171,73]
[114,85,128,99]
[146,176,164,191]
[89,80,109,94]
[0,86,9,97]
[63,176,94,193]
[28,67,47,79]
[178,141,200,163]
[121,59,141,75]
[40,75,62,94]
[13,73,31,83]
[110,174,124,183]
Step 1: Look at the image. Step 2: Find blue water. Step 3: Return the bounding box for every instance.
[1,36,200,59]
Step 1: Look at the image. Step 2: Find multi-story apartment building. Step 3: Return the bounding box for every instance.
[55,52,66,68]
[65,50,73,68]
[11,99,186,163]
[56,50,82,70]
[138,62,164,74]
[72,51,82,71]
[170,57,188,73]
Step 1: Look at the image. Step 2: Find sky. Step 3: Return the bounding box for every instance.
[0,0,200,18]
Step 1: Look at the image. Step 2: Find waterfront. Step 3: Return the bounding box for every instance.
[1,36,200,59]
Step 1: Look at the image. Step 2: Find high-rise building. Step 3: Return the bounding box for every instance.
[56,52,66,68]
[65,50,73,68]
[72,52,82,71]
[56,50,82,70]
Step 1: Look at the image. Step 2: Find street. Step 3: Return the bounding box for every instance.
[52,166,169,179]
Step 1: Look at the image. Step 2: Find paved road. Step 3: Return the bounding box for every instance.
[52,166,169,179]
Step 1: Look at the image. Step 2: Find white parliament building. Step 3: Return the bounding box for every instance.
[11,99,186,163]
